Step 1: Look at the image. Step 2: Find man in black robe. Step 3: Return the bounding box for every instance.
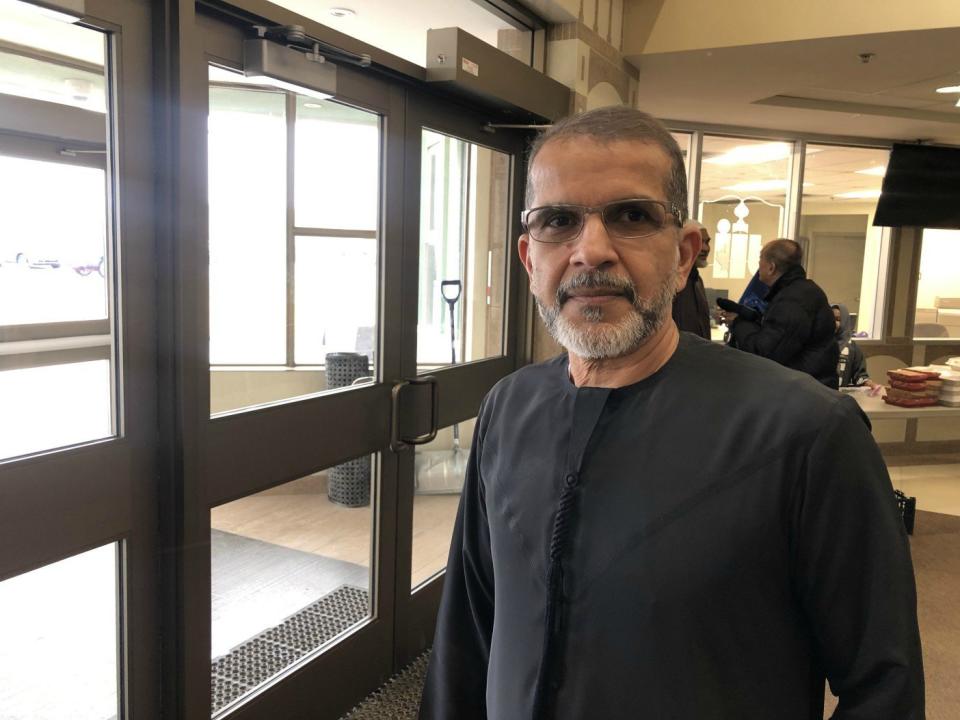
[419,106,923,720]
[671,221,711,339]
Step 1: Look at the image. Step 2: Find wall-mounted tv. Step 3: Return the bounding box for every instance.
[873,143,960,229]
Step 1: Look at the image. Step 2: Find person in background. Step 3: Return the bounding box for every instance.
[833,303,882,393]
[720,239,839,388]
[419,106,923,720]
[671,220,711,338]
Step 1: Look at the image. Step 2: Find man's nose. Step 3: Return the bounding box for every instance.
[570,212,618,268]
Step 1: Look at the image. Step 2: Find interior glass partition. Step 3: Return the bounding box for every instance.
[915,229,960,340]
[799,144,890,338]
[697,136,791,327]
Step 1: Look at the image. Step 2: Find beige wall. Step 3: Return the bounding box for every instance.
[623,0,960,55]
[799,213,869,313]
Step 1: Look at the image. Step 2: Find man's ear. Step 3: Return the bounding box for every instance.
[675,222,702,292]
[518,233,534,280]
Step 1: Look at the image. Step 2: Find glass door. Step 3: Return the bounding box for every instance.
[182,10,407,720]
[393,93,528,666]
[183,7,531,719]
[0,0,159,718]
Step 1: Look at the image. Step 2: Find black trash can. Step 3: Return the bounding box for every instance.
[326,352,371,507]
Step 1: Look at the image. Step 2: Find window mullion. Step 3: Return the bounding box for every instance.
[286,91,296,368]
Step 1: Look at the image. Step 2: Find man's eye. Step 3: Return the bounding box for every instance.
[615,205,654,223]
[545,212,578,229]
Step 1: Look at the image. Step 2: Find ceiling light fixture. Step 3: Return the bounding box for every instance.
[835,189,882,199]
[329,7,356,17]
[855,166,887,177]
[719,180,813,192]
[935,85,960,93]
[704,142,794,167]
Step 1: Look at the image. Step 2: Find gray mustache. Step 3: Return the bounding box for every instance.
[557,271,637,306]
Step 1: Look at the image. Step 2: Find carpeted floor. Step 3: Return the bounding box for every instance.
[341,510,959,720]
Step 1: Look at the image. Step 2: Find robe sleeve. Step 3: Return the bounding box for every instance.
[419,405,495,720]
[791,397,924,719]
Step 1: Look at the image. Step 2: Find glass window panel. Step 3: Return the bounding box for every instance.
[915,229,960,340]
[267,0,531,67]
[294,236,378,366]
[0,543,119,720]
[295,97,379,231]
[0,9,116,459]
[417,131,509,370]
[0,1,104,65]
[671,132,691,165]
[0,360,112,461]
[210,457,374,714]
[698,136,790,327]
[412,418,474,589]
[208,80,287,366]
[209,70,382,414]
[0,49,105,112]
[0,156,108,325]
[800,144,891,339]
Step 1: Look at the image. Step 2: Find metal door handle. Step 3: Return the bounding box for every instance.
[390,375,439,452]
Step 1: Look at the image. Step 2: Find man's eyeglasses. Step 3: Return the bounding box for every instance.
[521,198,684,244]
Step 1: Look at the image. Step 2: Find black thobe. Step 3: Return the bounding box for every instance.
[420,335,923,720]
[671,266,711,340]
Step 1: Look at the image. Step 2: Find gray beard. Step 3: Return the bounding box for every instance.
[536,269,678,360]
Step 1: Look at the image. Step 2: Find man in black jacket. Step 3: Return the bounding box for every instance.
[724,239,839,388]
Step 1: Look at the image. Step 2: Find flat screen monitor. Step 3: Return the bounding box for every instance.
[874,143,960,229]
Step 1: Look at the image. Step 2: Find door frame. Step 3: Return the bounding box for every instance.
[392,90,530,667]
[0,1,161,718]
[163,3,534,719]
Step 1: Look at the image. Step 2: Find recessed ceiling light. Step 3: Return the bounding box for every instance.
[835,189,882,199]
[703,142,792,166]
[935,85,960,93]
[303,101,324,109]
[329,7,356,18]
[719,180,814,192]
[855,166,887,176]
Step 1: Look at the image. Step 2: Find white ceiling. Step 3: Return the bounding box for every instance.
[625,26,960,145]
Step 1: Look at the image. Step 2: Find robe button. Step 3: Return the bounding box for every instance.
[564,473,578,488]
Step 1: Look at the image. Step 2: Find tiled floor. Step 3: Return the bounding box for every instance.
[889,464,960,517]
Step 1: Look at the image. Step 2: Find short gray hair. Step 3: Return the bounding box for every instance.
[525,106,688,222]
[761,238,803,273]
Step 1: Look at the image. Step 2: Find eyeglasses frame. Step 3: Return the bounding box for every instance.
[520,198,685,243]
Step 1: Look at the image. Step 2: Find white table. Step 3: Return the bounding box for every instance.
[843,388,960,420]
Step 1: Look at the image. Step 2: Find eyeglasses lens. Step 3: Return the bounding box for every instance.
[527,200,668,242]
[602,200,666,238]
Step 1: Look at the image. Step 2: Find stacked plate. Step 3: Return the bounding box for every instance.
[941,374,960,407]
